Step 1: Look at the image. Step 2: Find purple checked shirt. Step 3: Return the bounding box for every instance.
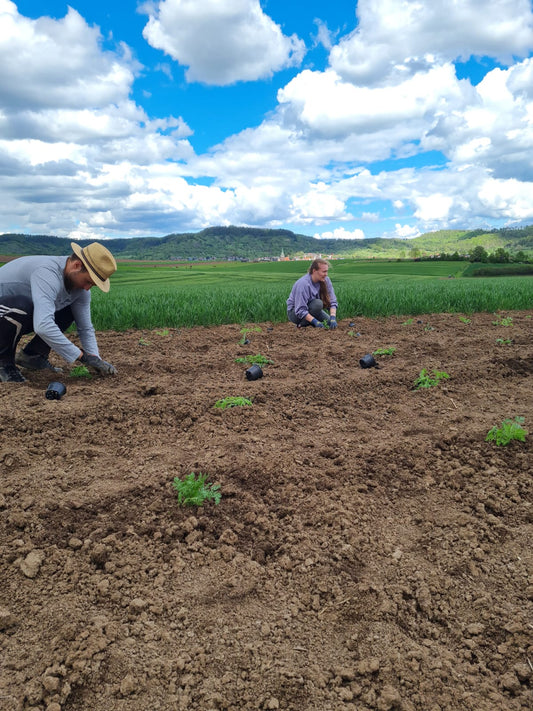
[286,273,338,320]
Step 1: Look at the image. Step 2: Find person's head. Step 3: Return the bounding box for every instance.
[308,259,329,283]
[65,242,117,292]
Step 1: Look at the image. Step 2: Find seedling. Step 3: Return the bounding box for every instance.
[492,317,513,327]
[486,417,527,446]
[373,347,396,356]
[172,472,221,507]
[458,316,471,324]
[321,320,330,329]
[139,337,150,346]
[348,330,361,338]
[155,328,170,336]
[413,368,449,389]
[214,396,253,409]
[234,354,274,366]
[496,338,513,346]
[402,318,415,326]
[69,365,92,379]
[239,326,262,345]
[424,325,434,332]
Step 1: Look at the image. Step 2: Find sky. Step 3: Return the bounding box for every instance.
[1,0,533,243]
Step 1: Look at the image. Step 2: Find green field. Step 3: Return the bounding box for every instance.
[86,259,533,330]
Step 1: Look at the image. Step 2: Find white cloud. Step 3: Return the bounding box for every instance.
[315,227,365,240]
[141,0,306,85]
[391,224,420,240]
[329,0,533,85]
[1,0,533,240]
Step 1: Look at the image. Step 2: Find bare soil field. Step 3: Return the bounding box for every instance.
[1,311,532,711]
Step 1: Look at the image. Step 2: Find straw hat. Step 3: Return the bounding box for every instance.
[71,242,117,292]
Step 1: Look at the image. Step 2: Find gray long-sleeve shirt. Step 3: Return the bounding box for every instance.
[286,273,338,320]
[0,255,99,362]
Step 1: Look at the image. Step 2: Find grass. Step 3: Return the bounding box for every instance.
[87,259,533,331]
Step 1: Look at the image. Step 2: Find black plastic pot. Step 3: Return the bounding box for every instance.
[359,354,377,369]
[245,364,263,381]
[46,381,66,400]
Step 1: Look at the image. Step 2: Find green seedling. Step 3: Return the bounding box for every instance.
[373,347,396,356]
[413,368,450,390]
[155,328,170,336]
[172,472,221,507]
[458,316,471,324]
[402,318,415,326]
[214,396,253,409]
[486,417,527,446]
[492,317,513,327]
[424,325,434,331]
[69,365,92,379]
[139,337,150,346]
[234,354,274,366]
[239,326,262,345]
[496,338,513,346]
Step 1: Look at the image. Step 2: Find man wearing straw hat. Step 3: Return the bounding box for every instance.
[0,242,117,383]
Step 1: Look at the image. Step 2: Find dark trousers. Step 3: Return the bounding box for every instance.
[288,298,329,327]
[0,295,73,365]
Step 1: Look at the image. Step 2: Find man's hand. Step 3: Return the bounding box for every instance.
[80,351,117,375]
[328,316,338,329]
[310,318,325,328]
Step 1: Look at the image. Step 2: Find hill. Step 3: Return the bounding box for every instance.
[1,224,533,260]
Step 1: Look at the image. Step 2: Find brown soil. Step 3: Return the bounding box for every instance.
[1,312,532,711]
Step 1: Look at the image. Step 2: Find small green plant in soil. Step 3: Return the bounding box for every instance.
[458,316,471,324]
[139,337,150,346]
[172,472,221,507]
[492,316,513,327]
[486,417,527,446]
[402,318,415,326]
[496,337,513,346]
[373,347,396,356]
[234,354,274,366]
[69,365,92,379]
[214,396,253,409]
[413,368,449,389]
[155,328,170,336]
[239,326,262,345]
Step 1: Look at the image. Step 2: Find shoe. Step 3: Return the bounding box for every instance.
[0,364,26,382]
[16,351,63,372]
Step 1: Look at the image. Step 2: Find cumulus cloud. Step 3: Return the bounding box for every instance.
[141,0,306,85]
[315,227,365,240]
[1,0,533,240]
[329,0,533,85]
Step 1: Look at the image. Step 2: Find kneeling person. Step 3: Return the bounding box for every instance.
[0,242,117,383]
[287,259,338,329]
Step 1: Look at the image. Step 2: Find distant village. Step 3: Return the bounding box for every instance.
[169,249,338,263]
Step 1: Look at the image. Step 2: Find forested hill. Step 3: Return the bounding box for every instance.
[1,224,533,260]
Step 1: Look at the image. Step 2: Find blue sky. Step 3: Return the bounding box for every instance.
[1,0,533,241]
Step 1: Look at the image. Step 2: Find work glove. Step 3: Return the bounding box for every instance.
[328,316,338,329]
[310,318,325,328]
[80,351,117,375]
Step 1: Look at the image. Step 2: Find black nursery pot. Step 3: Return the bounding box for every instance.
[46,381,67,400]
[359,354,377,369]
[245,364,263,381]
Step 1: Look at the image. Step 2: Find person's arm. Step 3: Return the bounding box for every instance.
[293,276,314,321]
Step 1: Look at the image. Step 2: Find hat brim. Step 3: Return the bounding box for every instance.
[71,242,110,292]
